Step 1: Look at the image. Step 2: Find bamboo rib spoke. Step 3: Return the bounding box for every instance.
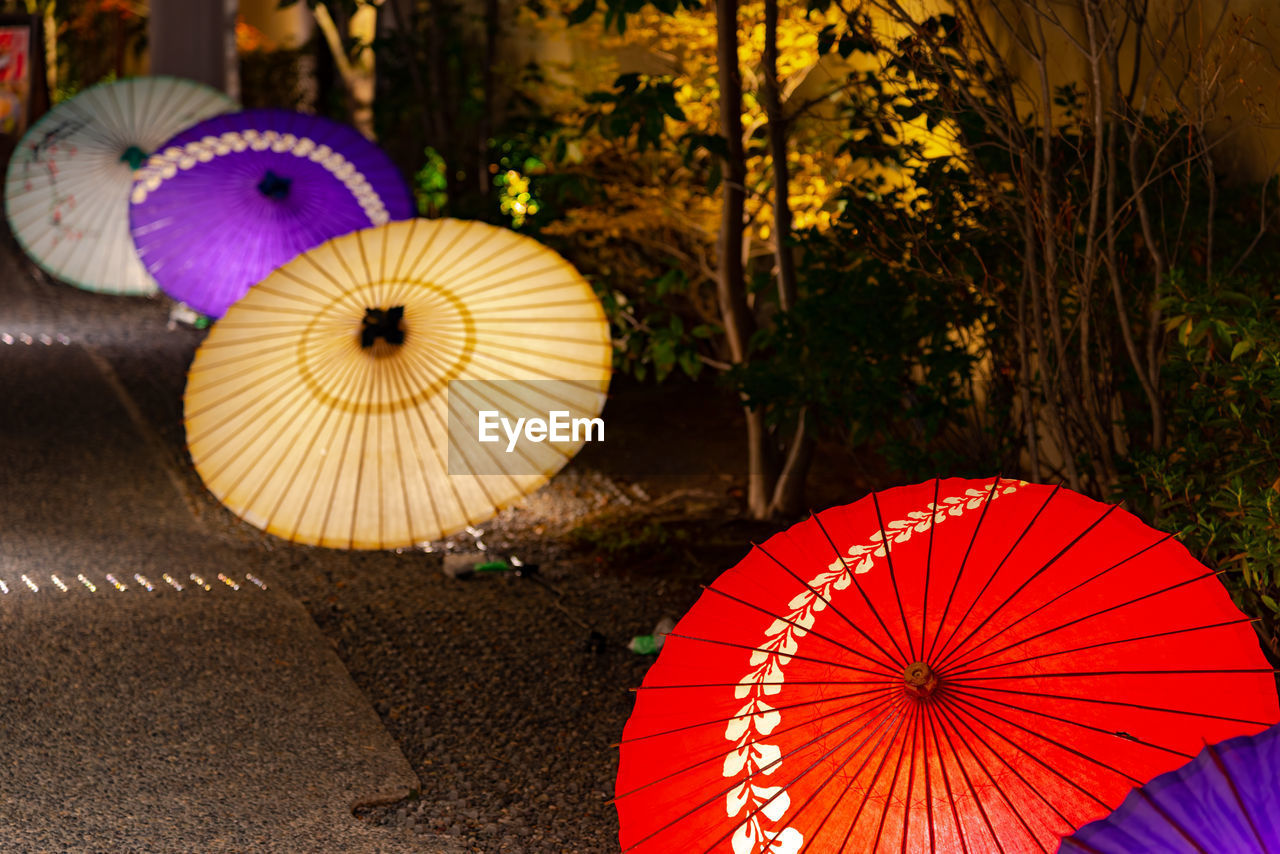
[794,699,914,854]
[947,617,1257,680]
[615,685,899,746]
[697,584,903,677]
[753,540,908,671]
[614,686,898,804]
[620,693,909,852]
[871,490,918,663]
[809,513,913,667]
[930,484,1062,668]
[943,693,1111,815]
[663,633,896,680]
[935,499,1120,672]
[943,681,1274,727]
[942,691,1156,786]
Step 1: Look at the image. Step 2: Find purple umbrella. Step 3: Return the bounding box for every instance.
[1061,721,1280,853]
[128,108,415,318]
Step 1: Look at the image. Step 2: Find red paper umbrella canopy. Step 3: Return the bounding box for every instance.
[615,477,1279,853]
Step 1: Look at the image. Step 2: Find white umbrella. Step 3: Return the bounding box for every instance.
[4,76,235,295]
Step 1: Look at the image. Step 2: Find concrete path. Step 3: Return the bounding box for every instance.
[0,247,448,851]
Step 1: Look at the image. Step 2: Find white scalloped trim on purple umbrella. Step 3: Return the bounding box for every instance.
[129,129,391,225]
[722,478,1026,854]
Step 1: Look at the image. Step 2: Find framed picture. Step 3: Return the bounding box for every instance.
[0,13,47,137]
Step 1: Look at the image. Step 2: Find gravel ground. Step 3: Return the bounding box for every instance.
[3,225,808,852]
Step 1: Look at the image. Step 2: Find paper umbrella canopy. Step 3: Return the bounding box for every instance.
[183,218,612,550]
[129,107,415,318]
[614,476,1279,853]
[1062,721,1280,852]
[4,76,235,294]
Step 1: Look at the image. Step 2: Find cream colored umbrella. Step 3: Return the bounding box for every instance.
[4,76,235,294]
[184,218,613,549]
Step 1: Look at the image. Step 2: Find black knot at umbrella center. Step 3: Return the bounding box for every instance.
[903,662,939,699]
[120,145,147,170]
[257,170,292,200]
[361,306,406,349]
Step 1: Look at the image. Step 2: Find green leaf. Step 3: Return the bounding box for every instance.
[566,0,597,24]
[1231,340,1254,361]
[1262,595,1279,613]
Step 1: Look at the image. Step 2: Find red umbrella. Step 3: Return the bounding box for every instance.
[614,477,1279,853]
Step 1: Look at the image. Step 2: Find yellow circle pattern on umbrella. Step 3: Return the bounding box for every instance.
[184,218,613,550]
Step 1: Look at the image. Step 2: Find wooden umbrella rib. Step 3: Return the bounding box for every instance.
[931,701,1052,854]
[451,264,584,303]
[461,347,609,393]
[376,358,417,544]
[427,243,550,298]
[871,489,917,663]
[946,617,1258,680]
[1137,789,1213,854]
[260,335,368,539]
[351,228,375,303]
[943,690,1113,813]
[619,693,907,852]
[632,679,890,691]
[309,341,378,545]
[345,343,383,546]
[662,632,897,679]
[875,698,919,854]
[829,703,915,851]
[245,351,370,524]
[403,219,477,283]
[919,477,943,680]
[923,707,971,854]
[943,690,1145,786]
[1205,741,1270,852]
[387,218,420,282]
[195,363,330,493]
[923,476,1001,663]
[793,700,913,854]
[918,703,937,854]
[935,497,1121,673]
[708,696,913,854]
[947,667,1277,680]
[381,349,447,540]
[930,696,1009,854]
[929,484,1062,668]
[946,685,1194,760]
[942,570,1237,674]
[186,355,315,454]
[948,681,1275,727]
[806,514,913,667]
[696,584,903,677]
[938,533,1177,672]
[614,684,898,746]
[613,687,897,803]
[389,365,453,539]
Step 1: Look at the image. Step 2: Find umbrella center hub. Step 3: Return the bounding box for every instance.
[257,169,293,200]
[120,145,147,170]
[903,662,938,699]
[361,306,406,350]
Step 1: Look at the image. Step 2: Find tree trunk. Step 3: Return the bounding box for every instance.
[759,0,813,516]
[311,1,377,140]
[714,0,771,518]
